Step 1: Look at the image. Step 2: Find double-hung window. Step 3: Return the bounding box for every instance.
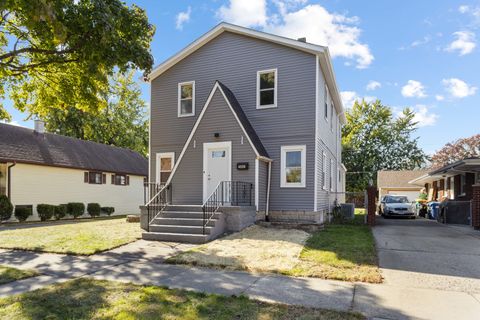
[324,85,329,120]
[257,69,277,108]
[86,172,103,184]
[113,174,128,186]
[322,152,327,190]
[330,159,334,191]
[178,81,195,117]
[280,145,306,187]
[330,103,334,131]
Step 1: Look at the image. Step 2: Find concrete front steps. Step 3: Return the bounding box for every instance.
[142,205,225,244]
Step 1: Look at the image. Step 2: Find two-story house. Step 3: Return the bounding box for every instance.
[142,23,346,243]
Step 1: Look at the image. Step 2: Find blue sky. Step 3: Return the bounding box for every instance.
[4,0,480,155]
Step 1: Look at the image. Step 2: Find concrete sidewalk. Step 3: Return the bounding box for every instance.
[1,241,480,319]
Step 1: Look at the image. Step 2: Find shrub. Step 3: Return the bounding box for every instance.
[101,207,115,216]
[37,204,55,221]
[0,195,13,221]
[67,202,85,218]
[87,203,101,217]
[15,206,32,222]
[54,204,67,220]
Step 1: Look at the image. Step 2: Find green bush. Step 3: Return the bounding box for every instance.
[37,204,55,221]
[87,203,101,217]
[54,204,67,220]
[15,206,32,222]
[0,195,13,221]
[67,202,85,218]
[101,207,115,216]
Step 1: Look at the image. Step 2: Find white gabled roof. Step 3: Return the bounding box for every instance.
[147,22,345,123]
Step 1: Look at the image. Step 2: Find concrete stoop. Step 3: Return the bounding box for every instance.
[142,205,226,244]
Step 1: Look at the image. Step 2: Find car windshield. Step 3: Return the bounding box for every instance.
[385,196,409,203]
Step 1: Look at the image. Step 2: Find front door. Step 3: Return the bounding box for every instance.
[203,141,231,202]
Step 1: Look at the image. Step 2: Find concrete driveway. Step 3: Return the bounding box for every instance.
[374,217,480,293]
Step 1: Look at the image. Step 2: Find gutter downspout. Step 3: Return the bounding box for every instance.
[7,162,16,200]
[265,161,272,222]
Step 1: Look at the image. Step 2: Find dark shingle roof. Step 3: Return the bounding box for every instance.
[217,81,269,158]
[0,123,148,176]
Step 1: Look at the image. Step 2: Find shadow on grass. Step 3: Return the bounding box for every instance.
[0,278,365,320]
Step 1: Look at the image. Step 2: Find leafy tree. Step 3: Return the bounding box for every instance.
[431,134,480,168]
[342,100,427,191]
[0,0,154,118]
[35,71,148,156]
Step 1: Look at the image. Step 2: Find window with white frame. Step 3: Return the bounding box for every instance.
[178,81,195,117]
[324,85,328,119]
[257,69,277,108]
[330,159,334,191]
[449,177,455,199]
[280,145,306,187]
[156,152,175,184]
[322,151,327,189]
[330,103,334,131]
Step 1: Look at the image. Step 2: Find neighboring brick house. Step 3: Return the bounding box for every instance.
[377,170,429,202]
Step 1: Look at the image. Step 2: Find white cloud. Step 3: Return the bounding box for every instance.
[442,78,477,98]
[217,1,373,68]
[459,5,470,14]
[445,31,476,55]
[340,91,376,109]
[401,80,427,98]
[176,6,192,30]
[217,0,267,27]
[366,80,381,91]
[411,105,438,127]
[435,94,444,101]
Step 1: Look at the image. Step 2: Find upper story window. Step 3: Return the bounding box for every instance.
[330,103,334,131]
[280,145,306,188]
[257,69,277,109]
[324,85,328,120]
[178,81,195,117]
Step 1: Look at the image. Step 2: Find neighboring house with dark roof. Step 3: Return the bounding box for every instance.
[377,170,429,202]
[0,121,148,221]
[142,23,346,242]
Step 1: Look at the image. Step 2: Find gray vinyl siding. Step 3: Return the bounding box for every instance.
[170,90,256,205]
[316,63,343,212]
[257,160,268,211]
[150,31,317,211]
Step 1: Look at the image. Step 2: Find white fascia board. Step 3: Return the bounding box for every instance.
[146,22,325,82]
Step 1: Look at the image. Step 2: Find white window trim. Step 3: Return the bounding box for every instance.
[156,152,175,184]
[178,81,195,117]
[322,151,327,190]
[330,159,334,191]
[280,145,306,188]
[256,68,278,109]
[330,103,334,132]
[324,85,329,121]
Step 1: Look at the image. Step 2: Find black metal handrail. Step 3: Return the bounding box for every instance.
[202,181,253,234]
[145,183,172,232]
[144,182,165,205]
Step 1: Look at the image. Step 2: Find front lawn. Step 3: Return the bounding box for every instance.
[0,265,38,285]
[169,222,382,283]
[0,278,364,320]
[0,218,141,255]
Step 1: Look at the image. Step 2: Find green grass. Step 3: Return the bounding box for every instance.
[286,221,382,283]
[0,265,38,285]
[0,278,364,320]
[0,218,141,255]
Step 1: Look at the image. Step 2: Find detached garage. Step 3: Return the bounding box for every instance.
[377,170,429,202]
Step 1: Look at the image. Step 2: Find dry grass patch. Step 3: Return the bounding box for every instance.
[168,225,309,273]
[0,218,141,255]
